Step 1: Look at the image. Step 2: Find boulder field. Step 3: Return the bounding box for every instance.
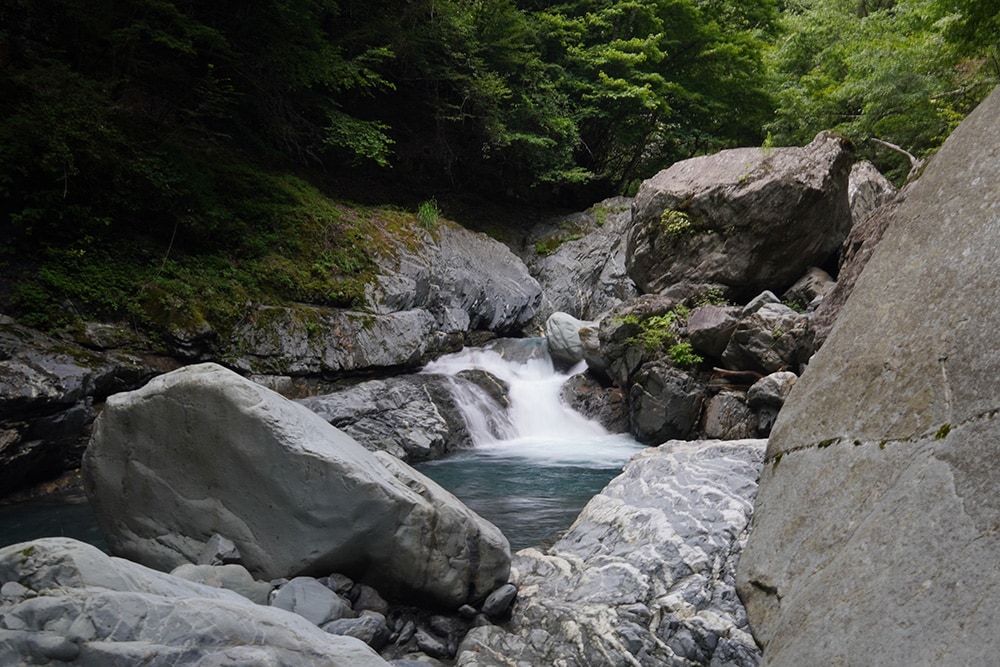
[737,86,1000,664]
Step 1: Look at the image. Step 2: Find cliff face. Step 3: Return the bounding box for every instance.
[737,86,1000,664]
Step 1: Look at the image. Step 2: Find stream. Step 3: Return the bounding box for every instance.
[415,342,644,551]
[0,342,643,555]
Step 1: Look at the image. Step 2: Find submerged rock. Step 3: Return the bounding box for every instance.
[457,439,766,666]
[83,363,510,607]
[737,86,1000,665]
[0,537,389,666]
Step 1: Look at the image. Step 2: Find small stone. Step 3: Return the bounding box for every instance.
[325,573,354,596]
[270,577,353,626]
[415,628,452,660]
[196,533,241,565]
[322,612,391,650]
[1,581,34,599]
[481,583,518,619]
[351,583,389,615]
[457,604,477,619]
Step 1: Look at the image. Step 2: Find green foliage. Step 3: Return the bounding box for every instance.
[694,287,730,307]
[620,304,702,368]
[661,209,694,235]
[765,0,995,183]
[667,341,703,368]
[417,199,440,229]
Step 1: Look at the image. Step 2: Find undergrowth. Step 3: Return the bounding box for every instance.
[5,157,433,343]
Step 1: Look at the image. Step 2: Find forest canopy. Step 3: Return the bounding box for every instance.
[0,0,996,330]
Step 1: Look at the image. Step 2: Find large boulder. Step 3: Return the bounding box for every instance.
[627,132,853,301]
[527,197,638,329]
[0,537,389,666]
[82,363,510,607]
[367,220,542,334]
[225,306,456,376]
[298,373,489,462]
[737,87,1000,665]
[456,439,766,667]
[628,363,706,444]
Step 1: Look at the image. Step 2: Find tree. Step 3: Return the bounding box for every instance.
[766,0,994,183]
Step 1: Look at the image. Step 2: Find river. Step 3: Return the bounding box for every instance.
[0,342,643,554]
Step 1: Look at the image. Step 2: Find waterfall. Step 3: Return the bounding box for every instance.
[418,340,645,550]
[424,344,606,444]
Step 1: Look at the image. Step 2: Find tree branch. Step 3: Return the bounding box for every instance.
[870,137,924,180]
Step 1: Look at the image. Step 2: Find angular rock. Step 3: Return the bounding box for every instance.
[746,371,798,409]
[0,321,153,499]
[559,374,630,434]
[227,305,454,376]
[170,563,273,605]
[737,87,1000,665]
[367,221,541,334]
[324,612,391,650]
[83,363,510,607]
[299,374,482,462]
[627,132,853,300]
[848,159,896,225]
[597,294,681,387]
[456,439,766,667]
[687,304,741,360]
[481,583,517,619]
[780,267,834,310]
[703,391,757,440]
[544,312,594,367]
[527,197,638,328]
[197,533,241,566]
[0,537,389,666]
[721,303,810,374]
[628,363,706,444]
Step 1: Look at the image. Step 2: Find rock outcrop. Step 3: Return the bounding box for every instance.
[627,132,854,301]
[0,318,156,498]
[0,537,389,666]
[456,439,766,667]
[737,86,1000,665]
[299,373,493,462]
[527,197,638,329]
[82,363,510,607]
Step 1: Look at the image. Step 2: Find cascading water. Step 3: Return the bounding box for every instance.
[416,341,644,551]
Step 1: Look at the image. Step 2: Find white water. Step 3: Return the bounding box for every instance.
[422,345,642,466]
[418,342,644,549]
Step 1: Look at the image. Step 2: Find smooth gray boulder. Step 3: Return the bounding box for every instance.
[456,439,766,666]
[0,537,389,666]
[627,132,853,301]
[737,87,1000,665]
[544,312,595,366]
[271,577,353,626]
[83,363,510,607]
